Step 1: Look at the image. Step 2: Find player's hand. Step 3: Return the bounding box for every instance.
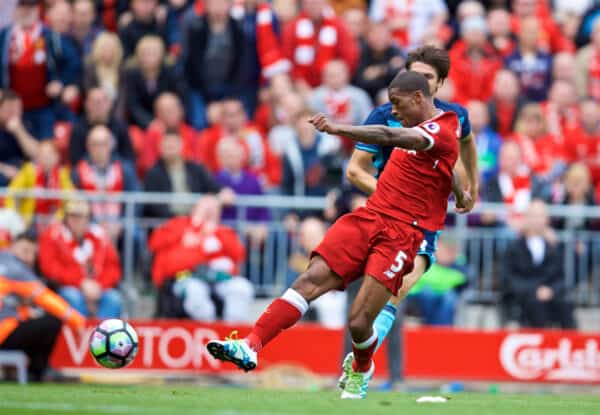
[454,189,474,214]
[308,113,339,135]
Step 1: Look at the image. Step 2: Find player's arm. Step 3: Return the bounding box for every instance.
[458,132,479,202]
[346,149,378,194]
[309,113,430,151]
[452,169,474,213]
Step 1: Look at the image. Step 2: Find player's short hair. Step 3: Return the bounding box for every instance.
[405,45,451,81]
[388,71,431,97]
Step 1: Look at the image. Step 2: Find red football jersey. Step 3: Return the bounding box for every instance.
[366,111,460,231]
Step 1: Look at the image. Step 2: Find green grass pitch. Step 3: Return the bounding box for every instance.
[1,384,599,415]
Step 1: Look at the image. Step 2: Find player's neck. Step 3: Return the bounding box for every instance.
[424,102,439,121]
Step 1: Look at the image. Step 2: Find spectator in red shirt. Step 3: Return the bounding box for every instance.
[542,80,580,139]
[150,195,254,322]
[135,92,197,176]
[282,0,359,90]
[487,8,516,58]
[197,98,282,189]
[511,0,574,53]
[0,0,66,139]
[481,141,535,230]
[487,69,528,139]
[39,200,122,318]
[552,52,577,85]
[564,98,600,167]
[449,16,501,104]
[309,59,373,154]
[574,19,600,101]
[71,125,140,241]
[510,103,566,180]
[369,0,448,49]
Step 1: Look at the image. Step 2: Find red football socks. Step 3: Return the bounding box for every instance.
[352,330,378,373]
[245,289,309,352]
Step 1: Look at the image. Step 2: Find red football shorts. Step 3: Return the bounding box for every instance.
[312,207,424,294]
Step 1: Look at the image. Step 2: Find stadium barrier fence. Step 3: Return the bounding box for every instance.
[2,189,600,316]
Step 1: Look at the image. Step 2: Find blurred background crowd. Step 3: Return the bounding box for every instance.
[1,0,600,355]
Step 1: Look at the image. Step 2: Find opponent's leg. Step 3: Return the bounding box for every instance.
[206,256,342,371]
[342,275,391,399]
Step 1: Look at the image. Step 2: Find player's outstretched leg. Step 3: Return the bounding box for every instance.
[339,257,427,389]
[341,275,391,399]
[206,256,342,372]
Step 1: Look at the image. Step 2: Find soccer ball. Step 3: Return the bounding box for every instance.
[89,319,139,369]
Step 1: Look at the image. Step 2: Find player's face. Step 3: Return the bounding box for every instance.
[406,62,442,95]
[389,90,422,127]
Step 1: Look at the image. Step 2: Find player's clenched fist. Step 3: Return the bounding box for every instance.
[309,113,339,134]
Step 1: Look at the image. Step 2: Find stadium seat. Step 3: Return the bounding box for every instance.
[0,350,28,384]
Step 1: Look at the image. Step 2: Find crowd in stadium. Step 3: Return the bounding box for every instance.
[0,0,599,342]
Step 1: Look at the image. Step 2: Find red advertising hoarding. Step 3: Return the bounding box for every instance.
[50,321,600,383]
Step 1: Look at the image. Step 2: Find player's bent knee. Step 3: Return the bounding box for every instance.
[347,312,372,341]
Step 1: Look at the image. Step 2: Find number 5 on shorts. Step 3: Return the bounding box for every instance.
[384,250,408,279]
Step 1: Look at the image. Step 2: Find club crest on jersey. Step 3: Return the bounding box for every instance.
[424,122,440,134]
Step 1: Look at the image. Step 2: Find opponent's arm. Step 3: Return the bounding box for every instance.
[452,169,474,213]
[459,132,479,201]
[309,113,430,151]
[346,149,378,194]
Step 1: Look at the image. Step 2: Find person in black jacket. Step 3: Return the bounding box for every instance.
[69,87,135,164]
[352,24,404,101]
[181,0,244,130]
[502,200,576,329]
[118,0,168,58]
[143,130,233,219]
[123,35,185,128]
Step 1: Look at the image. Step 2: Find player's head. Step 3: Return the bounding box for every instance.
[405,45,450,96]
[388,71,432,128]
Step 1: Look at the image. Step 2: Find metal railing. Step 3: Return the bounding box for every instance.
[2,189,600,316]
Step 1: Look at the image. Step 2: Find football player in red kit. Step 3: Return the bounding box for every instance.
[207,71,471,399]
